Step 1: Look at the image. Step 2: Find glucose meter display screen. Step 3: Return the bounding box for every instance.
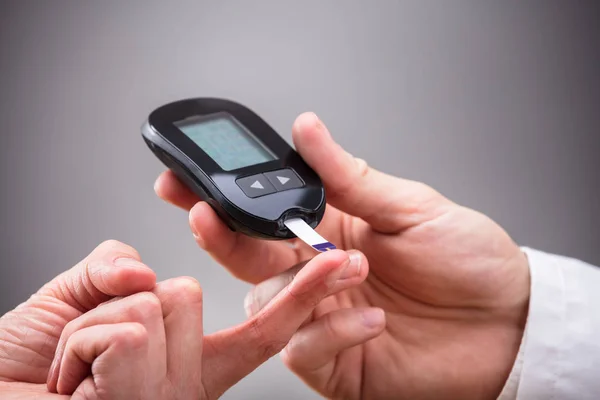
[175,113,277,171]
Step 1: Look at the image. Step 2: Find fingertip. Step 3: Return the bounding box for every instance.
[310,248,350,271]
[110,265,157,293]
[153,170,170,197]
[189,200,211,222]
[288,250,350,295]
[346,249,365,264]
[360,308,386,331]
[292,111,318,134]
[154,170,199,210]
[85,244,157,295]
[325,250,368,293]
[311,249,366,274]
[189,201,235,251]
[292,112,330,148]
[188,201,212,244]
[347,249,368,278]
[290,113,355,198]
[104,258,157,294]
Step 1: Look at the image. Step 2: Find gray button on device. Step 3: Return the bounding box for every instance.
[236,174,276,198]
[264,169,305,192]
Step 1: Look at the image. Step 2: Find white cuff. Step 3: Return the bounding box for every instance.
[496,326,527,399]
[497,247,600,399]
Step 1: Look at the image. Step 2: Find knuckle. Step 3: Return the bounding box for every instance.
[321,314,339,340]
[330,156,371,200]
[164,276,203,304]
[129,292,163,321]
[97,239,126,251]
[353,157,370,178]
[80,383,96,400]
[111,323,148,351]
[414,181,437,198]
[410,182,449,216]
[67,327,88,344]
[286,285,324,310]
[94,239,141,260]
[258,339,288,360]
[61,319,79,341]
[247,317,288,360]
[279,344,297,369]
[96,296,124,309]
[172,276,203,296]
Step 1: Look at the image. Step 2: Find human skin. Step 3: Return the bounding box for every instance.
[0,239,365,399]
[155,112,531,399]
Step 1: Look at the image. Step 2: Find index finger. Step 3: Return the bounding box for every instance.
[201,250,360,398]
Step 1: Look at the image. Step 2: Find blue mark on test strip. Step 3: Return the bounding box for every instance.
[284,218,337,253]
[313,242,337,252]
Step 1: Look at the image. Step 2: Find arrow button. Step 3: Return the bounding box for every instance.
[236,174,276,198]
[265,169,304,192]
[251,180,264,189]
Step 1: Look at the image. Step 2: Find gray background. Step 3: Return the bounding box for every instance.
[1,1,599,399]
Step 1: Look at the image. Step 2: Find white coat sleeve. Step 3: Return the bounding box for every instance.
[497,247,600,399]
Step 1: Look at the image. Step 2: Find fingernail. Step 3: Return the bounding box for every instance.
[188,209,206,248]
[244,290,255,318]
[190,221,205,248]
[114,257,148,270]
[48,358,57,386]
[361,308,385,328]
[339,251,362,280]
[312,113,323,132]
[325,256,351,287]
[193,231,205,248]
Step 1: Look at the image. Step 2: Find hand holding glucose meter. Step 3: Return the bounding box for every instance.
[141,97,336,252]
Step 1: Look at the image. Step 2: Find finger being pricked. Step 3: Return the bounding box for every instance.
[200,250,367,399]
[243,249,369,320]
[243,249,385,394]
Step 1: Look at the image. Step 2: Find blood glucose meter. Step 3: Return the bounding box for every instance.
[141,97,335,251]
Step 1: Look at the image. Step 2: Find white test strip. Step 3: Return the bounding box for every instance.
[284,218,337,252]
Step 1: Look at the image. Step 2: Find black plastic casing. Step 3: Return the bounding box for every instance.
[141,97,326,240]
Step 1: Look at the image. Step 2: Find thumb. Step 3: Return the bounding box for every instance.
[292,112,452,233]
[202,250,362,398]
[37,240,156,312]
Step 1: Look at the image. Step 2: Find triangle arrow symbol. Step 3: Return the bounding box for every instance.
[250,180,264,189]
[277,176,290,185]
